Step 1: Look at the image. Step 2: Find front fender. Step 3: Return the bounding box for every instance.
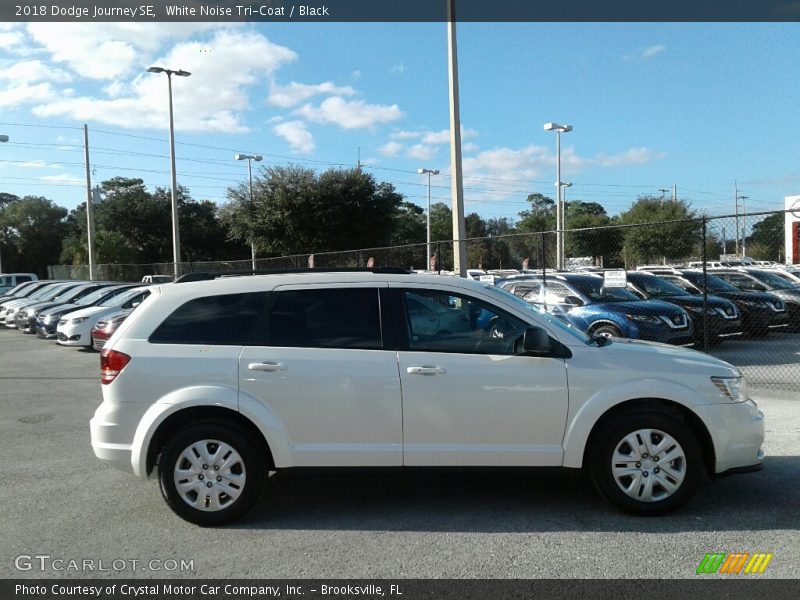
[561,377,706,469]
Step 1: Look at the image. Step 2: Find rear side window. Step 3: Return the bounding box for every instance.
[269,288,382,349]
[150,292,269,345]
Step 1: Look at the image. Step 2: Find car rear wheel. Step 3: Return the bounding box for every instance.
[588,411,701,515]
[159,422,265,526]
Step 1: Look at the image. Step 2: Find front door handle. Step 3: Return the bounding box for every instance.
[406,366,446,375]
[248,362,287,372]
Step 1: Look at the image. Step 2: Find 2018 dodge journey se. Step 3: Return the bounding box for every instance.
[90,269,765,525]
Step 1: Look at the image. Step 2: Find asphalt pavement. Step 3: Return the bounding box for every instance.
[0,328,798,580]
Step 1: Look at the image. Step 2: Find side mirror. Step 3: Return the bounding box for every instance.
[564,295,584,306]
[522,326,551,354]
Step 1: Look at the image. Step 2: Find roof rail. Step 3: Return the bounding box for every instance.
[174,266,412,284]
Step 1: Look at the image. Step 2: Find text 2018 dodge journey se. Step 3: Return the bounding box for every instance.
[90,270,764,525]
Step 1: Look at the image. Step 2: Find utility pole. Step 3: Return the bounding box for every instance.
[740,195,748,256]
[83,125,97,281]
[734,181,740,256]
[447,0,467,277]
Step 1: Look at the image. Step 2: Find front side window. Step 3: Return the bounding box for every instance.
[269,288,382,349]
[402,289,526,355]
[150,292,269,345]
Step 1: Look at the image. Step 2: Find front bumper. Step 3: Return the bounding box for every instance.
[698,398,765,474]
[56,323,89,346]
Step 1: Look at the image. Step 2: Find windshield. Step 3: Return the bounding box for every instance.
[685,272,739,292]
[101,287,148,307]
[482,284,591,343]
[76,285,129,306]
[566,277,641,303]
[631,275,688,297]
[53,284,93,302]
[751,270,799,290]
[662,276,701,294]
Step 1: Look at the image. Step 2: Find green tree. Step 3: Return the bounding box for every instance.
[222,166,404,256]
[391,201,426,245]
[517,193,555,232]
[428,202,453,242]
[564,201,623,266]
[619,196,701,266]
[0,196,68,276]
[746,213,784,260]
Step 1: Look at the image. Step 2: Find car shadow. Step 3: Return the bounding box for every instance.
[233,456,800,533]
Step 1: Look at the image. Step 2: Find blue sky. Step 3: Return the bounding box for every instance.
[1,21,799,225]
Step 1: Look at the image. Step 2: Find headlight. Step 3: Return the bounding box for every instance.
[711,376,747,403]
[626,314,661,324]
[71,317,89,324]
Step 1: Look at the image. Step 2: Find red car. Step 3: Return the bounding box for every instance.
[91,309,131,351]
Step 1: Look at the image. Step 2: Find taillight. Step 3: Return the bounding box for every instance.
[100,348,131,385]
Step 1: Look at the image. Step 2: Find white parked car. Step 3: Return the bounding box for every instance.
[57,286,150,348]
[91,270,764,526]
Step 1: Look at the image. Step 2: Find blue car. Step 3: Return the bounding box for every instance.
[497,273,693,344]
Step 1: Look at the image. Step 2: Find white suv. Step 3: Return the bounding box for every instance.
[91,269,764,525]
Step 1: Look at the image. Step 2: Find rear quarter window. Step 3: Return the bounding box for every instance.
[149,292,270,345]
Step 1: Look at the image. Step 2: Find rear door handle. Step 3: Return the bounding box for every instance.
[248,362,287,372]
[406,366,446,375]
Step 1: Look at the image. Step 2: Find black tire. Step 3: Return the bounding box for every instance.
[588,411,702,516]
[158,421,265,526]
[590,323,623,338]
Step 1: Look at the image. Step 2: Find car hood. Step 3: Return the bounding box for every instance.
[40,303,81,318]
[766,288,800,302]
[592,299,687,316]
[654,294,734,310]
[595,337,739,378]
[712,290,782,303]
[62,306,112,320]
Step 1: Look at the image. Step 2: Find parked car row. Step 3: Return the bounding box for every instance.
[484,266,799,348]
[0,279,151,350]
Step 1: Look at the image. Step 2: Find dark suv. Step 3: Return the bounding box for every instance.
[626,272,741,345]
[710,269,800,332]
[651,270,787,336]
[498,273,693,344]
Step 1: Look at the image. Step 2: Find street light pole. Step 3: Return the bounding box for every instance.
[235,154,263,271]
[560,182,572,267]
[0,134,7,273]
[418,168,440,270]
[147,66,191,280]
[544,122,572,270]
[739,195,749,257]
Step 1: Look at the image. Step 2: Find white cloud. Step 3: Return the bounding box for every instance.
[30,29,298,133]
[267,80,356,108]
[462,142,479,153]
[624,44,667,61]
[593,147,667,167]
[351,70,362,81]
[294,96,403,130]
[360,157,380,166]
[406,144,437,161]
[0,31,25,48]
[390,130,421,140]
[420,127,478,145]
[0,60,72,85]
[24,22,223,80]
[0,82,57,109]
[41,173,85,184]
[463,145,552,188]
[15,160,48,169]
[378,141,403,157]
[641,44,666,59]
[272,120,315,154]
[390,62,406,74]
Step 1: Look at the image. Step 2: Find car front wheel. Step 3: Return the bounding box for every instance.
[589,412,701,515]
[158,422,265,526]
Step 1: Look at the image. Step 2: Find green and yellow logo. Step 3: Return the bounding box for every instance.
[697,552,773,574]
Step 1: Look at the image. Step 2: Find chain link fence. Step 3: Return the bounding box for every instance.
[49,209,799,390]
